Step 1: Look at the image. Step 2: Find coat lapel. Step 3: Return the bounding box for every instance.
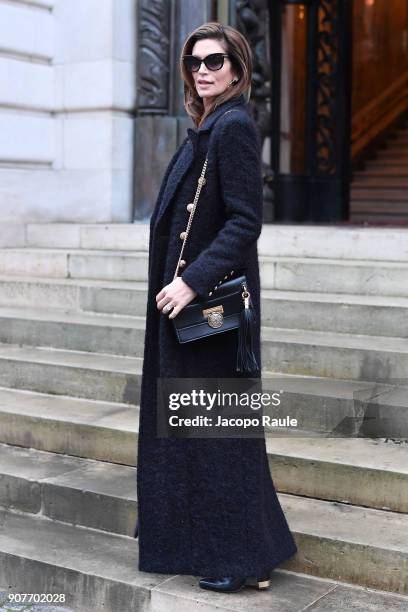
[154,93,246,227]
[154,138,195,227]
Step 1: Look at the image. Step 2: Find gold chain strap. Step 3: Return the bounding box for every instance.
[173,108,240,280]
[173,156,208,279]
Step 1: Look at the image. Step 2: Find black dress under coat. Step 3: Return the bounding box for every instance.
[135,93,298,577]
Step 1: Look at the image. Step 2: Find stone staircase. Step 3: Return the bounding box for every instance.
[351,122,408,223]
[0,223,407,611]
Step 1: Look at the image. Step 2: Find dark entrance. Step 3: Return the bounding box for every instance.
[233,0,352,224]
[233,0,408,225]
[269,0,352,223]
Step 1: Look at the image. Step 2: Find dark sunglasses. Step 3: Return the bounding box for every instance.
[183,53,230,73]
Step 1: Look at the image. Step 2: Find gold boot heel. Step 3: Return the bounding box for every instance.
[245,574,271,590]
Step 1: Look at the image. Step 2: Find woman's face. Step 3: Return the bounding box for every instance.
[190,38,237,104]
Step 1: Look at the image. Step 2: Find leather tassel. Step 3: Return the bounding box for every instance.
[236,290,259,374]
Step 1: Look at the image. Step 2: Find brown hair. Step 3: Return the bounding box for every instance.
[180,22,253,128]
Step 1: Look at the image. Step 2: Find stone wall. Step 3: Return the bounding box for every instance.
[0,0,136,223]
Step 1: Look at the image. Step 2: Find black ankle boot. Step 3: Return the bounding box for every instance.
[199,577,246,592]
[199,574,271,592]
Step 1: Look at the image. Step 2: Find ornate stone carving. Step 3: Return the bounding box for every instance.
[137,0,171,109]
[315,0,339,175]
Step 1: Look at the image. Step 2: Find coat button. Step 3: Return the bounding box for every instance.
[180,231,187,240]
[187,203,194,212]
[179,259,186,267]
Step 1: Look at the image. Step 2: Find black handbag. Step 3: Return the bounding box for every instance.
[170,110,260,374]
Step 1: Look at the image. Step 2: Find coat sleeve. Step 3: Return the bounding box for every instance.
[180,116,263,299]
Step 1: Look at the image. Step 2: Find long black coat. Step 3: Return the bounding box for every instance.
[135,93,298,577]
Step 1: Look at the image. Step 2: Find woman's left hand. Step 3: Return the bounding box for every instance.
[156,277,197,319]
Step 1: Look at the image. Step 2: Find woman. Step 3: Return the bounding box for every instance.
[135,22,298,593]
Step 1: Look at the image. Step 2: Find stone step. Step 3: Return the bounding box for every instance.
[259,226,408,261]
[2,321,408,389]
[364,162,408,171]
[261,326,408,382]
[0,338,407,441]
[352,177,408,188]
[0,312,408,382]
[366,159,408,166]
[351,202,408,214]
[354,168,408,177]
[23,222,150,251]
[0,274,148,315]
[281,494,408,594]
[0,344,141,403]
[235,289,408,337]
[2,317,408,409]
[0,387,137,464]
[3,224,408,261]
[267,437,408,513]
[0,430,407,535]
[350,198,408,208]
[1,289,408,352]
[0,300,408,384]
[0,248,149,281]
[351,188,408,201]
[271,369,406,436]
[379,146,408,156]
[0,510,406,612]
[0,306,146,357]
[0,493,407,599]
[0,223,150,251]
[0,387,406,510]
[259,256,408,296]
[3,253,408,295]
[4,224,408,261]
[0,442,138,537]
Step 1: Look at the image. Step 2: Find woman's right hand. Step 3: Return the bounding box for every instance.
[156,277,197,319]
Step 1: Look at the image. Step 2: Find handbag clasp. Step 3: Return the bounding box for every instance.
[202,304,224,328]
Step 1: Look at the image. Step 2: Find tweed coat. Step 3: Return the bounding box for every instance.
[135,93,298,577]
